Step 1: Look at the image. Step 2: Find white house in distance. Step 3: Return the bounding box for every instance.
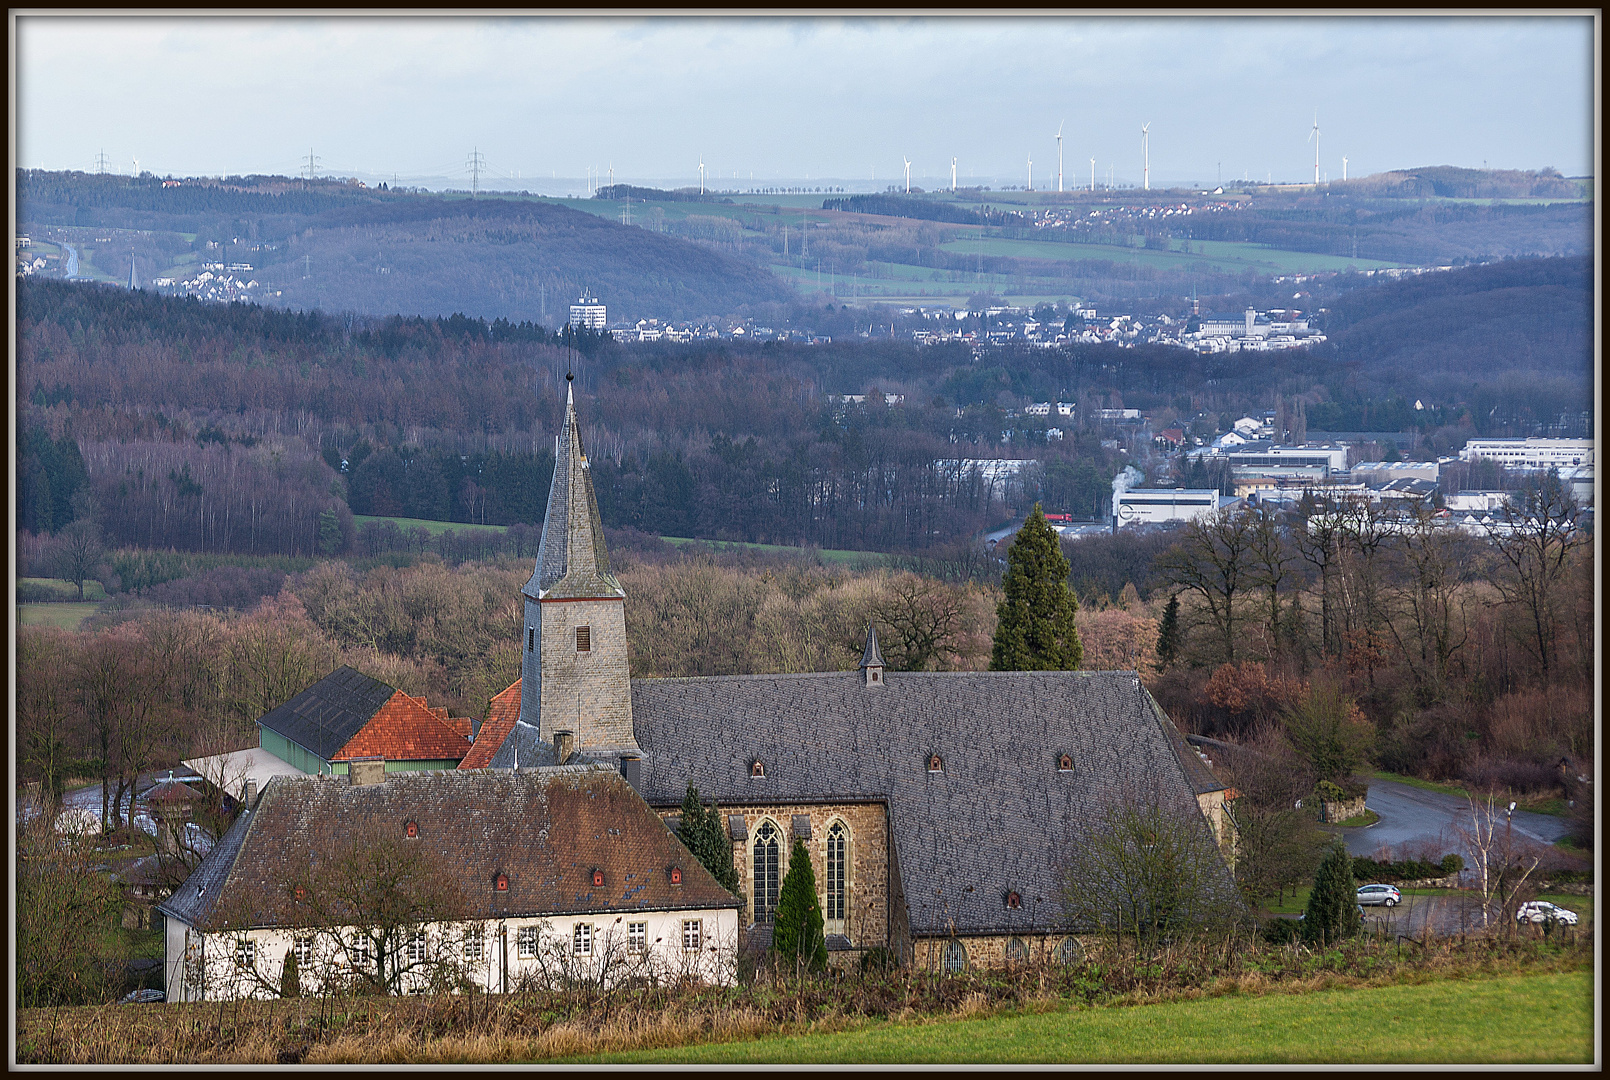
[157,764,740,1000]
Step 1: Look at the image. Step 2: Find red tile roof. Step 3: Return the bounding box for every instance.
[332,690,472,763]
[459,679,521,770]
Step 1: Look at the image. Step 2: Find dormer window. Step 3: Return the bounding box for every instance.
[669,866,683,885]
[1005,890,1022,910]
[592,868,605,888]
[495,873,509,892]
[576,625,591,652]
[1058,754,1073,773]
[928,754,943,773]
[404,820,419,838]
[751,760,765,778]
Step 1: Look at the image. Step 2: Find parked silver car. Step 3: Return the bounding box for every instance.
[1356,883,1402,907]
[1516,901,1578,926]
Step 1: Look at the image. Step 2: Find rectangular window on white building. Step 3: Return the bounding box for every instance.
[407,930,427,963]
[682,919,702,952]
[627,922,647,953]
[294,936,314,967]
[464,928,484,963]
[573,923,593,956]
[235,939,255,969]
[349,938,370,969]
[517,926,539,958]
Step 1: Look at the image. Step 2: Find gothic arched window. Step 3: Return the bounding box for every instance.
[1006,937,1029,963]
[825,822,848,926]
[752,821,781,923]
[942,938,967,974]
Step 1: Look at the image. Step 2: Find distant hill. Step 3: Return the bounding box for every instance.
[1346,166,1584,200]
[1316,256,1592,380]
[17,171,793,323]
[820,193,1024,226]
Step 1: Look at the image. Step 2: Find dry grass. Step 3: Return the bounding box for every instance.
[17,933,1590,1065]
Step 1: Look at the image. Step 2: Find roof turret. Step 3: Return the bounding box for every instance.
[858,623,886,686]
[524,379,624,601]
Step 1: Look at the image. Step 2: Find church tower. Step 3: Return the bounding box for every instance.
[519,377,637,753]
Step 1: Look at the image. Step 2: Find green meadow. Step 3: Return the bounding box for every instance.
[559,970,1592,1065]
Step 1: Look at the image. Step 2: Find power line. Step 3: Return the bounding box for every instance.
[94,149,110,174]
[467,148,486,197]
[302,148,322,184]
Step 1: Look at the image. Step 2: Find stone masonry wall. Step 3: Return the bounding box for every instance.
[659,802,891,954]
[911,933,1093,973]
[537,597,635,751]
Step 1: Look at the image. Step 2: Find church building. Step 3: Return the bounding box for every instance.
[467,378,1234,971]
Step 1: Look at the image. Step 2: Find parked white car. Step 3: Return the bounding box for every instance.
[1516,901,1578,926]
[1356,883,1402,907]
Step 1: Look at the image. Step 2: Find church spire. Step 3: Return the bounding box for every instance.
[524,377,623,601]
[859,623,886,686]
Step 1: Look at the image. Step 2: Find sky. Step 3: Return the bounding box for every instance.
[13,14,1598,193]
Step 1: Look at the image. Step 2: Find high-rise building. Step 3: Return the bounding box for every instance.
[569,294,606,330]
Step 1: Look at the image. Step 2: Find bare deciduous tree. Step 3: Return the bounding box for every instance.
[1486,473,1586,678]
[1155,509,1258,666]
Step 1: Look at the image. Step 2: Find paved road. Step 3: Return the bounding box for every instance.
[1342,778,1570,859]
[61,241,80,278]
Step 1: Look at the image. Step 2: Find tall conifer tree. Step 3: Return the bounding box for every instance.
[1301,841,1362,945]
[991,503,1083,671]
[770,837,827,972]
[1155,593,1182,671]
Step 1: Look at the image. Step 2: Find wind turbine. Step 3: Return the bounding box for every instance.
[1056,121,1064,193]
[699,157,705,195]
[903,157,911,193]
[1090,157,1096,192]
[1342,155,1348,181]
[1308,113,1321,186]
[1141,123,1151,191]
[951,157,957,192]
[1026,153,1032,192]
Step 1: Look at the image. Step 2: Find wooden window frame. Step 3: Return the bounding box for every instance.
[576,625,591,652]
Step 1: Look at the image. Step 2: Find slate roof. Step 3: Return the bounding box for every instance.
[157,766,738,931]
[255,666,398,762]
[483,668,1231,937]
[254,667,470,764]
[523,382,624,602]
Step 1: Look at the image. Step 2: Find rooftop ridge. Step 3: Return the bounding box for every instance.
[633,668,1128,685]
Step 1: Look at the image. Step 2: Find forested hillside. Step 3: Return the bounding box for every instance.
[18,171,793,322]
[14,255,1592,556]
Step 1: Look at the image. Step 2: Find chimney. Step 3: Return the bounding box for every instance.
[555,730,575,765]
[619,755,642,790]
[349,756,386,786]
[245,779,258,808]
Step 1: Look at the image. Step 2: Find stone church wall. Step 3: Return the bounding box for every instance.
[911,932,1093,972]
[658,801,892,954]
[535,597,634,749]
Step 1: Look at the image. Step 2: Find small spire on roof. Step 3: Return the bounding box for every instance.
[859,623,886,686]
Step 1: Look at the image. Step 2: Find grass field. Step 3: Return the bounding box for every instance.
[941,234,1405,276]
[18,577,109,601]
[661,536,885,565]
[556,970,1592,1065]
[17,603,101,630]
[353,514,509,537]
